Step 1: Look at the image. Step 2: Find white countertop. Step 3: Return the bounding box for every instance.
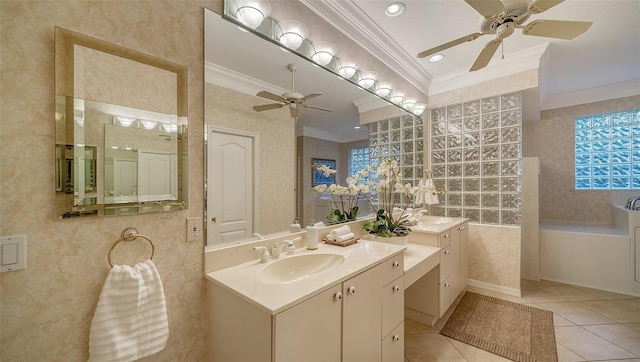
[404,243,440,288]
[411,216,469,234]
[206,240,406,315]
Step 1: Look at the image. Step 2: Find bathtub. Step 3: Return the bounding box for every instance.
[539,205,639,296]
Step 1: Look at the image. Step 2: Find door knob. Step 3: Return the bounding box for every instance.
[211,217,217,224]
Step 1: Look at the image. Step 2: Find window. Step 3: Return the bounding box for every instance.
[349,146,370,177]
[430,92,522,225]
[574,108,640,190]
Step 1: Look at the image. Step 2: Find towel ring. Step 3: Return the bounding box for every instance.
[108,227,155,267]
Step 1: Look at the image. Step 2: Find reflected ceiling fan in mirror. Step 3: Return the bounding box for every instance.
[417,0,592,71]
[253,63,334,119]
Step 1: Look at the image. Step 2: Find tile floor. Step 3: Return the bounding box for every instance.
[404,280,640,362]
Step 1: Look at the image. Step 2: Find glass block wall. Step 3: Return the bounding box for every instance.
[349,146,370,177]
[429,92,522,225]
[368,114,424,206]
[574,108,640,189]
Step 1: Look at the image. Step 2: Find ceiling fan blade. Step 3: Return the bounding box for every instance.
[417,33,485,58]
[300,92,322,102]
[470,39,502,71]
[304,104,334,112]
[464,0,504,18]
[521,20,592,40]
[253,103,285,112]
[290,106,300,119]
[256,90,287,102]
[528,0,564,14]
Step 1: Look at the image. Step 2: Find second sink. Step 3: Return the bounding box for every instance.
[258,253,345,284]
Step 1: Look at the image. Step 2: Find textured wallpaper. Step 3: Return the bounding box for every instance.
[0,1,217,360]
[531,95,640,222]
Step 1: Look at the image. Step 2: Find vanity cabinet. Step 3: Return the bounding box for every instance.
[207,253,405,362]
[405,221,469,324]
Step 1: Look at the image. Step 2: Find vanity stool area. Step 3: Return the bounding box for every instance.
[204,217,469,362]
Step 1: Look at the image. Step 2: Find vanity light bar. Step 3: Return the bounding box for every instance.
[222,0,426,118]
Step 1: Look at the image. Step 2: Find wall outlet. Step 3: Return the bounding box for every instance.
[186,217,202,242]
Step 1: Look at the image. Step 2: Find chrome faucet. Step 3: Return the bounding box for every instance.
[627,196,640,211]
[271,239,296,259]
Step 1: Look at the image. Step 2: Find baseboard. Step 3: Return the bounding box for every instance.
[404,307,437,327]
[467,279,522,298]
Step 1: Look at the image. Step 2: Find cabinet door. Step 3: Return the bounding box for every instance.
[274,286,342,362]
[439,245,455,283]
[458,222,469,288]
[382,276,404,338]
[343,270,383,361]
[439,276,458,317]
[438,230,451,248]
[382,321,404,362]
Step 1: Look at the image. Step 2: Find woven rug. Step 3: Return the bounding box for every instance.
[440,292,558,362]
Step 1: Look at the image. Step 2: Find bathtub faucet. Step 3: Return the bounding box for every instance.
[627,196,640,211]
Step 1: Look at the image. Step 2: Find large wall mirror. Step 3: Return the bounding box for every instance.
[204,8,421,248]
[55,27,188,218]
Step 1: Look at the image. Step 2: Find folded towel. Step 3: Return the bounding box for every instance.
[314,222,326,227]
[89,259,169,362]
[330,225,352,237]
[424,178,439,205]
[334,232,355,242]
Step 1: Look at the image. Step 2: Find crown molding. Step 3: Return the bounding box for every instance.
[298,125,368,143]
[204,61,287,96]
[300,0,432,93]
[429,43,549,96]
[541,79,640,111]
[352,95,389,113]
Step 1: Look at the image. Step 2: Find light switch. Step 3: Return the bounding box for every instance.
[1,235,27,272]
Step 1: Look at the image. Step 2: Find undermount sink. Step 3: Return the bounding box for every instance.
[258,253,345,284]
[417,216,456,225]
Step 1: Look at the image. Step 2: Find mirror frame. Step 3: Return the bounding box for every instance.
[54,26,189,219]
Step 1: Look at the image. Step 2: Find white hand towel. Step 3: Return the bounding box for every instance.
[414,178,425,205]
[334,232,355,242]
[424,178,439,205]
[89,259,169,362]
[330,225,352,237]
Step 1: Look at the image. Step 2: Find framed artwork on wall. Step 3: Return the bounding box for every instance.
[312,158,336,186]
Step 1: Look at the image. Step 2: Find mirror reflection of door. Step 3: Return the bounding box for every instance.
[113,159,137,201]
[207,129,256,246]
[138,151,172,202]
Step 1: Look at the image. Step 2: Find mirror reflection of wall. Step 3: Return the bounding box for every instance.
[54,26,188,218]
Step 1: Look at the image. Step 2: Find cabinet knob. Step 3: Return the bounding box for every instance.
[392,285,400,293]
[392,335,400,342]
[392,261,400,268]
[445,282,451,287]
[443,234,449,238]
[444,250,450,255]
[334,292,343,302]
[459,226,465,230]
[347,286,356,295]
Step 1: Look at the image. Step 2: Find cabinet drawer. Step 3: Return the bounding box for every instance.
[372,255,405,287]
[382,321,404,362]
[439,245,454,283]
[382,276,404,337]
[438,231,451,248]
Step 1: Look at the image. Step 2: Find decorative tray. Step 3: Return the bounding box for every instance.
[323,237,358,247]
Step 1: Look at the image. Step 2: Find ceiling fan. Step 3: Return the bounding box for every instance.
[417,0,592,71]
[253,63,333,119]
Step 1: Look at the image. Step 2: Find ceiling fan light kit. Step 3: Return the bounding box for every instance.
[252,63,334,120]
[417,0,593,71]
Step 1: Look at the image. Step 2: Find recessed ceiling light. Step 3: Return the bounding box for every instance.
[385,2,405,17]
[354,126,361,129]
[428,54,445,62]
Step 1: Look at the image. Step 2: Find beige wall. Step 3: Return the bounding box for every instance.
[529,95,640,223]
[0,1,219,360]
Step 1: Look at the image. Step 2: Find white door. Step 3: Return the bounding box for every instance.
[207,130,255,246]
[114,159,137,200]
[138,151,172,202]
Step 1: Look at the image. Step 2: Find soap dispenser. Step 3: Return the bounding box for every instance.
[289,217,301,232]
[306,220,319,250]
